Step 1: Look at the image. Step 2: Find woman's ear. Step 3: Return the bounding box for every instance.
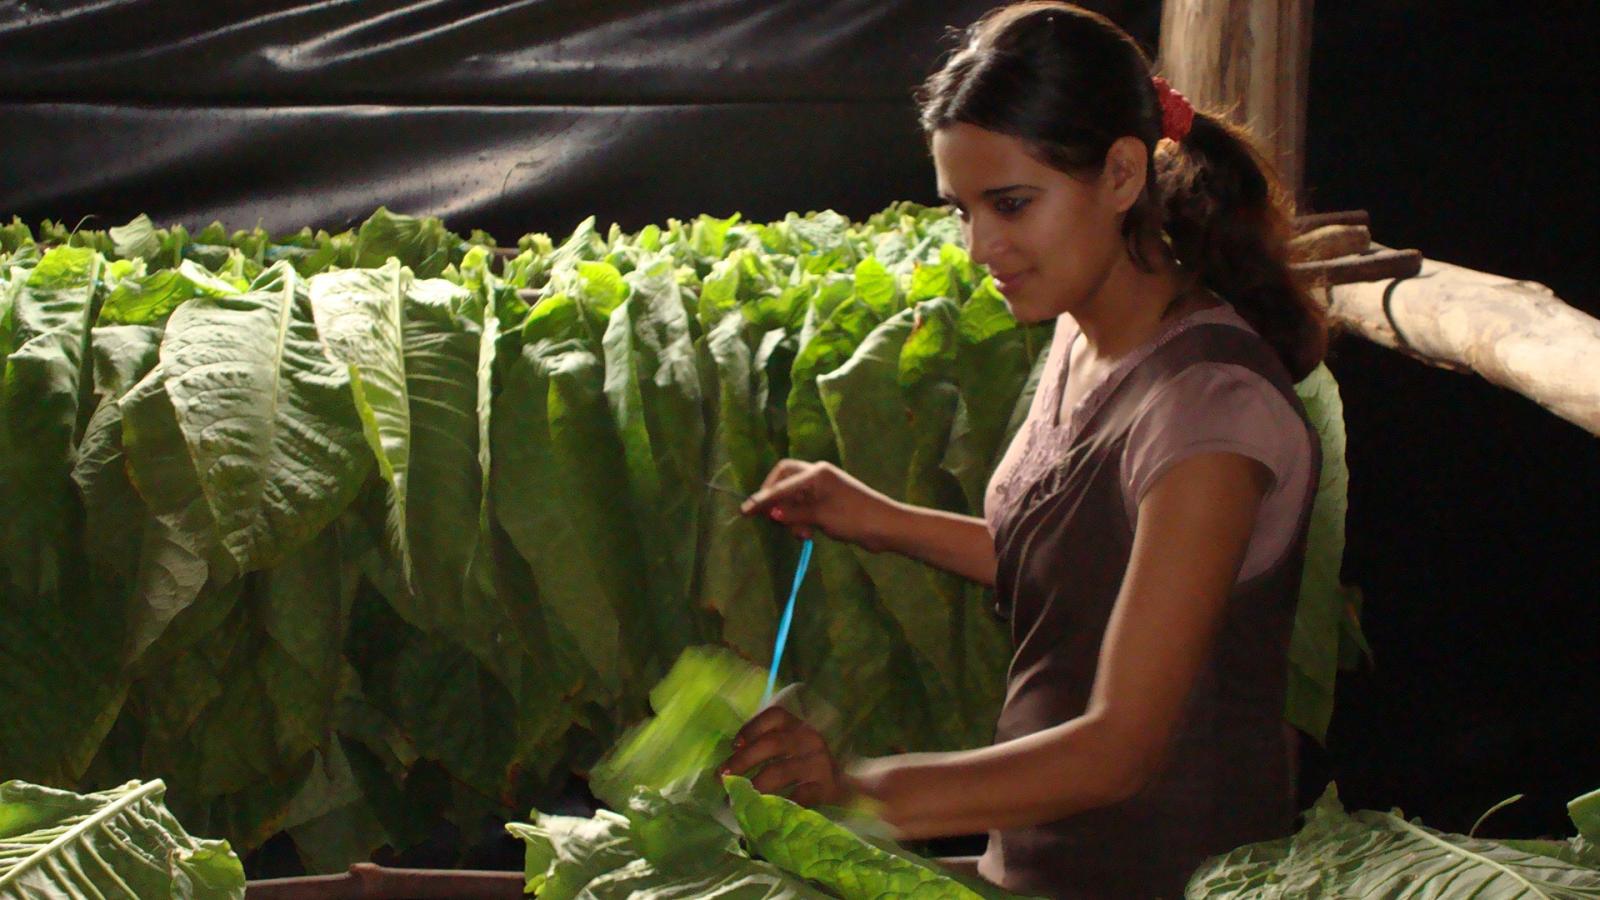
[1102,136,1150,213]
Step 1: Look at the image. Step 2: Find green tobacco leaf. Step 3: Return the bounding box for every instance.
[994,326,1052,459]
[492,309,645,696]
[588,647,766,811]
[109,213,162,261]
[100,260,243,326]
[0,269,16,351]
[603,257,713,658]
[1501,838,1600,871]
[817,309,961,743]
[940,282,1037,513]
[698,317,783,660]
[309,261,415,584]
[508,801,830,900]
[119,366,227,662]
[1184,784,1600,899]
[89,324,166,398]
[0,251,127,787]
[473,277,500,533]
[0,217,33,254]
[1,246,99,596]
[623,772,739,875]
[72,325,164,582]
[353,208,459,278]
[698,249,767,327]
[132,538,347,854]
[313,264,509,673]
[1572,789,1600,845]
[509,810,638,899]
[0,571,130,787]
[159,263,372,572]
[724,775,989,900]
[573,856,835,899]
[401,278,509,665]
[0,779,245,899]
[852,256,902,319]
[900,298,1008,745]
[787,297,883,462]
[282,744,393,874]
[256,528,352,769]
[1287,363,1365,743]
[907,258,954,304]
[360,616,517,809]
[803,537,931,756]
[339,515,517,818]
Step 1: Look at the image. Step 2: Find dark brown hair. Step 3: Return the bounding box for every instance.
[917,1,1326,379]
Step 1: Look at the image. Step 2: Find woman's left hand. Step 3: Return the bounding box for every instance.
[720,705,850,807]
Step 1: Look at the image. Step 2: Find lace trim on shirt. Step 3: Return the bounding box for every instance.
[986,305,1255,533]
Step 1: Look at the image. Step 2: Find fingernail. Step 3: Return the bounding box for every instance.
[770,509,785,522]
[718,766,730,776]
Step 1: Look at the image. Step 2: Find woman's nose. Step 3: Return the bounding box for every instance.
[965,217,1004,268]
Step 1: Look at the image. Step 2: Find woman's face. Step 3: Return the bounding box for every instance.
[932,122,1127,324]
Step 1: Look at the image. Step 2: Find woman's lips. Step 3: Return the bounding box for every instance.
[993,269,1032,294]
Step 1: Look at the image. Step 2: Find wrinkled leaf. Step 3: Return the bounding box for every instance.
[160,263,371,572]
[1185,785,1600,899]
[0,779,244,899]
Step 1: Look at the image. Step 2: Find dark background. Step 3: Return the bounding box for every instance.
[1301,1,1597,842]
[2,0,1595,854]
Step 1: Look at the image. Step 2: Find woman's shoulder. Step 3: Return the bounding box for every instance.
[1122,338,1312,505]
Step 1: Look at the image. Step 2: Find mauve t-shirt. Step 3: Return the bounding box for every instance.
[986,303,1314,582]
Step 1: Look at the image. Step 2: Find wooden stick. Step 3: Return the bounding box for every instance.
[1293,209,1370,233]
[245,863,523,899]
[1291,224,1371,262]
[1324,258,1600,436]
[1295,248,1422,286]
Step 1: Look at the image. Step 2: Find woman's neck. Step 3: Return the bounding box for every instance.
[1069,249,1199,362]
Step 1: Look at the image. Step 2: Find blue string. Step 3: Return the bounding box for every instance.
[763,538,813,704]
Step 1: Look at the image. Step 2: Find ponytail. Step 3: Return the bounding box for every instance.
[1153,111,1327,380]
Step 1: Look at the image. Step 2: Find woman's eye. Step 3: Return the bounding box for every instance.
[994,196,1030,215]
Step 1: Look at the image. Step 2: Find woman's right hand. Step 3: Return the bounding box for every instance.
[741,460,901,552]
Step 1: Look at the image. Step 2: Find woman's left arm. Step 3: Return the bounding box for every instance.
[852,450,1271,839]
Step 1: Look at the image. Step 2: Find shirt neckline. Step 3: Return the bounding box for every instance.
[1052,303,1255,436]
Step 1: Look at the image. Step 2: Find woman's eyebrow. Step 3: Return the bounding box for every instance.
[940,184,1039,204]
[982,184,1039,197]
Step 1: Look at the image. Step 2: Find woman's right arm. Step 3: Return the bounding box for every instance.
[741,459,998,587]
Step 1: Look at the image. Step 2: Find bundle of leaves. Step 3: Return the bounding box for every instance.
[508,647,1033,899]
[0,204,1362,873]
[1186,785,1600,898]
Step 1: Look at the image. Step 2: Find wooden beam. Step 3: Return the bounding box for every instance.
[1326,260,1600,437]
[1158,0,1314,203]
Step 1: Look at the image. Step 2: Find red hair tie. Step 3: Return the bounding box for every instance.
[1152,76,1194,142]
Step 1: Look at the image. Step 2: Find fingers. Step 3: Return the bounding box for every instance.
[721,709,828,778]
[758,458,810,494]
[734,705,800,747]
[749,751,833,796]
[742,467,816,519]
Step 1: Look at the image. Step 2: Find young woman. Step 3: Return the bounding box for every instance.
[722,3,1326,896]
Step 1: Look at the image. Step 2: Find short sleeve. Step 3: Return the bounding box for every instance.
[1120,362,1313,580]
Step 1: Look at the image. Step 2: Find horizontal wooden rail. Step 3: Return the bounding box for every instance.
[246,863,522,899]
[1325,258,1600,437]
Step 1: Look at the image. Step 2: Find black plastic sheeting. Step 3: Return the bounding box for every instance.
[0,0,1157,239]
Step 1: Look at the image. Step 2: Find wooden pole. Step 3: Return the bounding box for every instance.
[1325,260,1600,438]
[1158,0,1314,204]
